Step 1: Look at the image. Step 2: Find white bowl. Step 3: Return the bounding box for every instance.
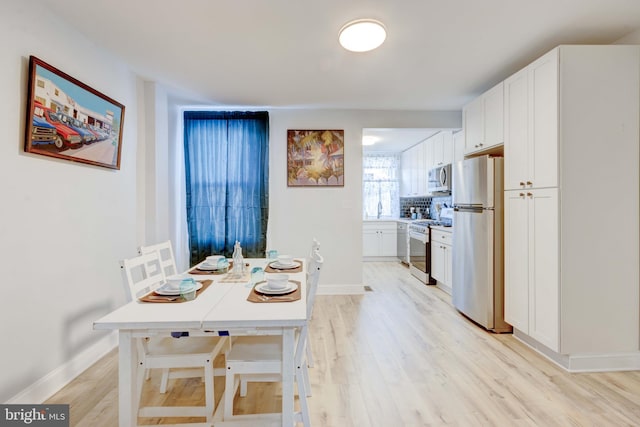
[277,255,294,265]
[266,273,289,290]
[166,275,186,291]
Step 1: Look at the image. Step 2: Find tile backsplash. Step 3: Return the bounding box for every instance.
[400,196,452,219]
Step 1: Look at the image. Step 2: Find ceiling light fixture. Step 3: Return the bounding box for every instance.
[339,19,386,53]
[362,136,378,146]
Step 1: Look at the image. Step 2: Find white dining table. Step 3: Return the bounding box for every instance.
[93,258,307,427]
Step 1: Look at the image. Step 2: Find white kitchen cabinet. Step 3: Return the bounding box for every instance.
[363,222,397,258]
[452,130,464,166]
[416,142,428,195]
[429,131,454,168]
[463,96,482,154]
[463,82,504,155]
[430,227,452,294]
[504,188,559,350]
[504,49,558,190]
[401,141,428,197]
[400,148,416,196]
[503,45,640,370]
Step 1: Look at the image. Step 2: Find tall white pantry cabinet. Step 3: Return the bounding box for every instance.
[503,45,640,371]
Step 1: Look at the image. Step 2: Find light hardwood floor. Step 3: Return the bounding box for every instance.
[46,262,640,426]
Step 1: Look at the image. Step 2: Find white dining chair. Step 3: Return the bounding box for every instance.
[305,238,321,369]
[222,250,324,426]
[121,251,228,424]
[138,239,178,277]
[138,240,180,390]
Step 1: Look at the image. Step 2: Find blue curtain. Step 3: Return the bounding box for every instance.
[183,111,269,264]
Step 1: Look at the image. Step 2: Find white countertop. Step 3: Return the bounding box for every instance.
[362,217,417,223]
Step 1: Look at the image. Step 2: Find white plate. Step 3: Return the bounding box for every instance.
[155,282,203,296]
[268,260,301,270]
[196,263,222,271]
[254,281,298,295]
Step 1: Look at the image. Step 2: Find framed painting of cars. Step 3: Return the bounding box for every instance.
[24,56,125,170]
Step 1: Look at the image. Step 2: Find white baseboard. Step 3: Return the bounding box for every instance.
[513,329,640,372]
[7,332,118,404]
[565,352,640,372]
[317,284,365,295]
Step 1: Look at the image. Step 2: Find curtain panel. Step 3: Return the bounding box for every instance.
[183,111,269,264]
[363,154,400,219]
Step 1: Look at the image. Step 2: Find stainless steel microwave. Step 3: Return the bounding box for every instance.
[428,163,452,194]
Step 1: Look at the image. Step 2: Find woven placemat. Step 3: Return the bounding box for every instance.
[139,280,212,303]
[247,280,301,303]
[264,259,303,273]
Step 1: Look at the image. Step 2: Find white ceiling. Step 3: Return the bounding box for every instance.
[363,128,442,153]
[34,0,640,151]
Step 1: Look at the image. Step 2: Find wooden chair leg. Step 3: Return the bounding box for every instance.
[240,377,248,397]
[159,368,170,393]
[135,359,146,420]
[295,365,311,427]
[306,341,314,368]
[302,363,312,397]
[224,369,236,419]
[205,360,214,422]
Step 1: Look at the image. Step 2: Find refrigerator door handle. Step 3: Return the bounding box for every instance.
[454,205,484,213]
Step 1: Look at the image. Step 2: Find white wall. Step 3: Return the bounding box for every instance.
[0,1,139,403]
[263,109,460,292]
[161,105,460,293]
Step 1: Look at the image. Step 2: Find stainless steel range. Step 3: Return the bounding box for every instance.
[408,220,435,284]
[408,212,453,284]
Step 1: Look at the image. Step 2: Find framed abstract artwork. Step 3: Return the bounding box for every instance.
[287,129,344,187]
[24,56,125,170]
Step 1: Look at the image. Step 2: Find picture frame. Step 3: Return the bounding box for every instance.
[24,56,125,170]
[287,129,344,187]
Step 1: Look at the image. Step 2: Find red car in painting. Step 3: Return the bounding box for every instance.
[33,102,82,149]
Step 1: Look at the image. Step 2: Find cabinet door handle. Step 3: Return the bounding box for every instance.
[519,192,525,197]
[519,181,525,187]
[527,192,533,197]
[526,181,532,186]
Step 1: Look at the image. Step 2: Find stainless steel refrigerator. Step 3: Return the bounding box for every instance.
[452,155,511,333]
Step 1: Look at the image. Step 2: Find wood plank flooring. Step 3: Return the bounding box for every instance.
[46,262,640,426]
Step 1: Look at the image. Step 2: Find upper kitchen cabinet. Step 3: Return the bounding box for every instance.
[452,130,464,167]
[428,131,454,169]
[401,142,427,197]
[504,49,558,190]
[463,82,504,155]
